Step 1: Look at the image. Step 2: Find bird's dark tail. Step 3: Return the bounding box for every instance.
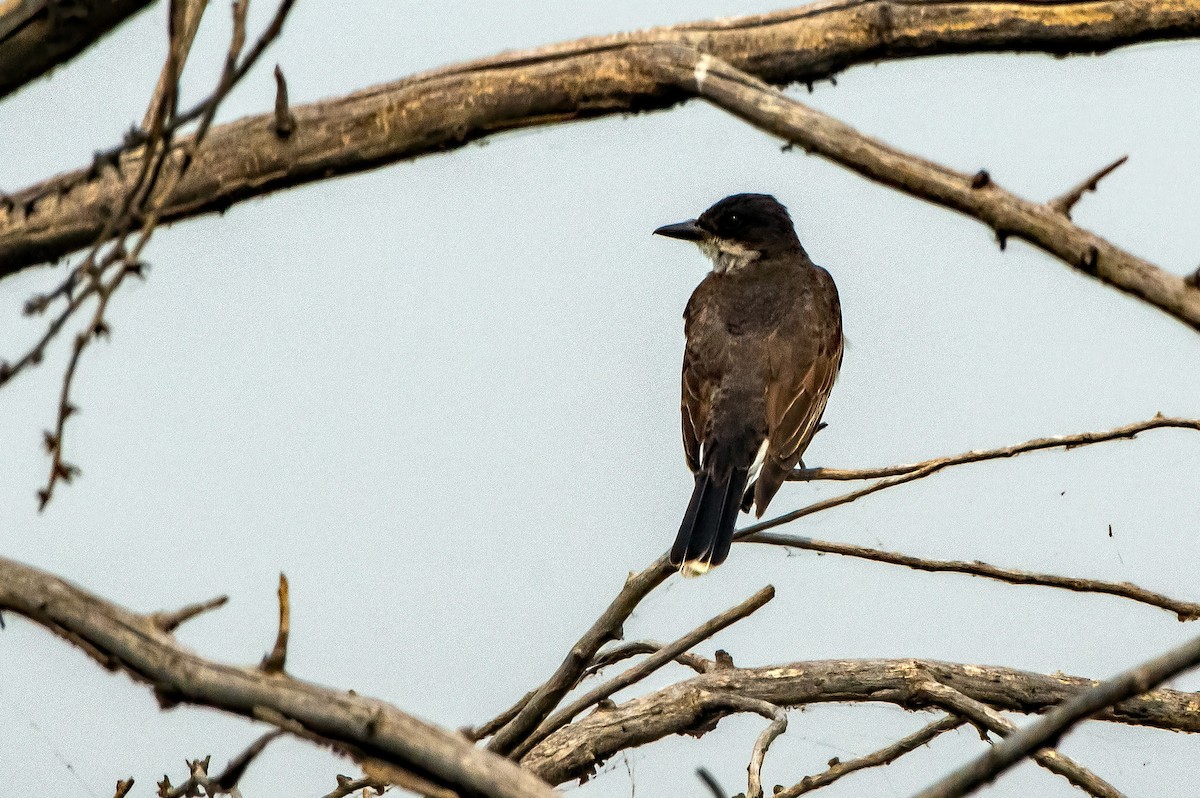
[671,466,750,577]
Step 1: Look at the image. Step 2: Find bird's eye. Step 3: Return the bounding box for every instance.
[728,214,741,226]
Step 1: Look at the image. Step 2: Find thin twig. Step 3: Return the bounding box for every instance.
[716,694,787,798]
[510,585,775,759]
[741,532,1200,621]
[586,640,712,676]
[778,715,965,797]
[484,557,674,754]
[917,681,1125,798]
[788,415,1199,483]
[1048,155,1129,219]
[914,632,1200,798]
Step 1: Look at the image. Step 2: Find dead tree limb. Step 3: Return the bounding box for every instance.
[0,555,557,798]
[636,44,1200,331]
[5,0,1200,277]
[915,632,1200,798]
[0,0,158,99]
[520,658,1200,786]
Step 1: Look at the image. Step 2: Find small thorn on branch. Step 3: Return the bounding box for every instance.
[273,64,296,139]
[1187,266,1200,290]
[261,573,290,673]
[970,169,990,189]
[112,778,135,798]
[150,595,230,633]
[1049,154,1128,218]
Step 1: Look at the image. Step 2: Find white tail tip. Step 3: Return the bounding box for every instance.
[680,561,712,578]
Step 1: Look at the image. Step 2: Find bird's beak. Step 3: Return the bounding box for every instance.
[653,219,706,242]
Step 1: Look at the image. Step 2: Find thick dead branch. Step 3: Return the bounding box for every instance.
[788,415,1200,483]
[918,681,1124,798]
[484,557,673,754]
[0,556,556,798]
[916,632,1200,798]
[0,0,157,99]
[739,532,1200,621]
[779,714,964,796]
[638,45,1200,331]
[509,584,775,759]
[5,0,1200,276]
[520,658,1200,786]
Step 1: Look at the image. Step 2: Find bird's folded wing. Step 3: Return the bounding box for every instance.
[681,355,706,473]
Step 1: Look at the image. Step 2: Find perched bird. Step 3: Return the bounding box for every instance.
[654,194,843,576]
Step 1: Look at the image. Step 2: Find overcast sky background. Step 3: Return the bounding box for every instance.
[3,2,1200,796]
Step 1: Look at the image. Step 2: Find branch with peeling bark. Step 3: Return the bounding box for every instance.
[5,0,1200,279]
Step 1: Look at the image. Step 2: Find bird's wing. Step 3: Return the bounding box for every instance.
[765,332,842,466]
[681,352,706,473]
[750,329,842,515]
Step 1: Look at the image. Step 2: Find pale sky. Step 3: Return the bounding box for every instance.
[3,2,1200,797]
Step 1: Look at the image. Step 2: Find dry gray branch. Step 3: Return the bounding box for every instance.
[915,632,1200,798]
[740,532,1200,621]
[717,694,788,798]
[778,715,964,796]
[5,1,1200,278]
[0,556,557,798]
[520,658,1200,786]
[918,681,1125,798]
[786,415,1200,483]
[635,45,1200,330]
[509,585,775,759]
[484,557,673,754]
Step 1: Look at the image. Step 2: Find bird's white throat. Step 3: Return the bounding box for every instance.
[699,238,759,274]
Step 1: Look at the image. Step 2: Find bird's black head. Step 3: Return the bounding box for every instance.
[654,194,801,273]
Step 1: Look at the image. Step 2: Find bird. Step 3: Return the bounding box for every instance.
[654,193,843,576]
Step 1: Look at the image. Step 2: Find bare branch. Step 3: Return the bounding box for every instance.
[740,532,1200,621]
[586,640,712,676]
[0,556,557,798]
[112,778,135,798]
[6,0,1200,276]
[636,46,1200,331]
[484,557,673,754]
[717,695,788,798]
[509,584,775,758]
[521,658,1200,786]
[778,715,964,797]
[914,632,1200,798]
[149,594,229,633]
[0,0,157,99]
[787,415,1200,483]
[918,681,1125,798]
[1048,155,1129,219]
